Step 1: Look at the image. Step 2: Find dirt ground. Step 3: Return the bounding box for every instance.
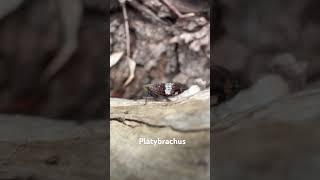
[110,0,210,99]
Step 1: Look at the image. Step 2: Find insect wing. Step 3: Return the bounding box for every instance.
[147,84,165,97]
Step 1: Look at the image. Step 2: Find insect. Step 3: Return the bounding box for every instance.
[143,82,188,104]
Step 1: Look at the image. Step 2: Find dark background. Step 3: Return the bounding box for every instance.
[0,0,107,120]
[0,0,109,179]
[212,0,320,179]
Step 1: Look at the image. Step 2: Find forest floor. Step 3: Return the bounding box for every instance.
[110,0,210,99]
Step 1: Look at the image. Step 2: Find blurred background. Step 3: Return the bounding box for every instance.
[212,0,320,180]
[0,0,108,179]
[0,0,106,120]
[213,0,320,87]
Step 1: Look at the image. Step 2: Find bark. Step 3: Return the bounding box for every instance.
[110,89,210,180]
[0,116,107,180]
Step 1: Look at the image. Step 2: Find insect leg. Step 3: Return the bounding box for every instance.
[143,90,160,105]
[144,96,148,105]
[164,97,171,102]
[148,90,159,98]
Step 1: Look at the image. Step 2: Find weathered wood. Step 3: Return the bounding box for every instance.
[212,77,320,180]
[110,89,210,180]
[0,116,107,180]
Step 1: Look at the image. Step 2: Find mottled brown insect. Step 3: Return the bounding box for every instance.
[143,82,187,104]
[212,65,246,104]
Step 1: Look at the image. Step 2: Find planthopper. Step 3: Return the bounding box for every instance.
[143,82,188,104]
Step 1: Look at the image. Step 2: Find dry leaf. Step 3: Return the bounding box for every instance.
[169,24,210,52]
[110,51,124,67]
[169,85,201,101]
[123,57,136,87]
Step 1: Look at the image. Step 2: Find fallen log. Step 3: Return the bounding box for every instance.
[212,76,320,180]
[0,116,107,180]
[110,89,210,180]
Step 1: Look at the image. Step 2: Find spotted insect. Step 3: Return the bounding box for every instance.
[143,82,188,104]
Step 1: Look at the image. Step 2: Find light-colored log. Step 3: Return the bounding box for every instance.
[110,89,210,180]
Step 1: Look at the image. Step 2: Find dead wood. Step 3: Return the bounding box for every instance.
[110,89,210,180]
[0,116,107,180]
[212,81,320,180]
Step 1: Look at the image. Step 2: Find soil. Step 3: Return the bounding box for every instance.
[110,0,210,99]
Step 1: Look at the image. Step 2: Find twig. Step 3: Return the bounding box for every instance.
[120,1,131,57]
[160,0,195,18]
[41,0,82,82]
[119,0,136,87]
[127,0,167,25]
